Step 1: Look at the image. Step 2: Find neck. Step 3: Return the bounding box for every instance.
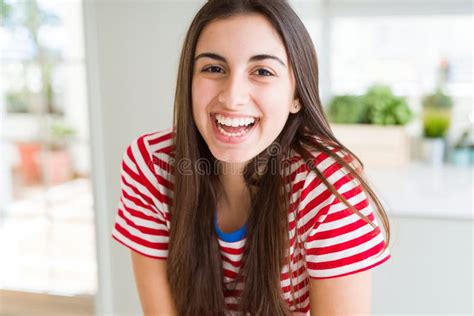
[218,161,251,212]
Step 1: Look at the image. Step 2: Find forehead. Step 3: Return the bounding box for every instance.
[195,14,288,63]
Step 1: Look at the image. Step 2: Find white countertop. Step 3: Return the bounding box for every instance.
[365,162,473,220]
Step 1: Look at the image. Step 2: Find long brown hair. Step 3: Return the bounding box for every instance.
[168,0,391,315]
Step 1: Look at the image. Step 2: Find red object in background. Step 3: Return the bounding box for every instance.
[16,141,42,185]
[42,150,74,185]
[15,142,74,186]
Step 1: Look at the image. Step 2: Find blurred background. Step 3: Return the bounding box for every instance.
[0,0,472,315]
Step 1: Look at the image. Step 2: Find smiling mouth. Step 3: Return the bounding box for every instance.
[211,114,259,138]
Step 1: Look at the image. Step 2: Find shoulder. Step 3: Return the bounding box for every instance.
[127,127,175,158]
[289,136,366,227]
[121,127,175,192]
[123,127,175,170]
[288,136,361,193]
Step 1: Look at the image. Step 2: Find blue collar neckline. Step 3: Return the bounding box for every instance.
[214,213,247,242]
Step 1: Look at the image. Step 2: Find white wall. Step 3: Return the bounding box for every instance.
[83,1,204,315]
[373,216,473,314]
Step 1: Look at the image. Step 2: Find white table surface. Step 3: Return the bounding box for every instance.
[364,162,473,220]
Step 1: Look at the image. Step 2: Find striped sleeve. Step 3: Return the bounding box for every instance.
[111,134,169,259]
[299,152,391,279]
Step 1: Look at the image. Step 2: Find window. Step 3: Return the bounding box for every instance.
[0,0,96,297]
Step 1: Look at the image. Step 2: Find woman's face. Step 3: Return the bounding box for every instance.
[192,14,300,164]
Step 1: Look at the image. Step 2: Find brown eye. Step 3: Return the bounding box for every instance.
[202,66,225,74]
[254,68,274,77]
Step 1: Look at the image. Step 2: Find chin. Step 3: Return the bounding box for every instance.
[211,148,255,164]
[220,157,250,164]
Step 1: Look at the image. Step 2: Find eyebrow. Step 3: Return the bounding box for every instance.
[194,52,286,67]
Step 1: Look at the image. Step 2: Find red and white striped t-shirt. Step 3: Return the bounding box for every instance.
[111,127,391,315]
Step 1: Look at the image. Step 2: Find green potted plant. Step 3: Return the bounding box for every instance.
[363,84,412,126]
[327,95,368,124]
[420,88,453,165]
[5,89,30,113]
[327,84,413,168]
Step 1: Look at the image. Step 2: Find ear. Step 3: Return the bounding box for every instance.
[290,99,301,114]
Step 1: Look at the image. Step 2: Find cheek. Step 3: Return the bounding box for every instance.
[191,80,209,128]
[255,85,293,120]
[192,77,218,110]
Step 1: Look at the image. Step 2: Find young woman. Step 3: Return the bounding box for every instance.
[112,1,391,315]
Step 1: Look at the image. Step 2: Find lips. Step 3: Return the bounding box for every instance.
[210,113,259,143]
[215,114,256,133]
[211,112,259,120]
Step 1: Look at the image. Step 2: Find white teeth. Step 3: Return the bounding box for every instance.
[215,114,256,127]
[231,118,240,127]
[224,117,232,126]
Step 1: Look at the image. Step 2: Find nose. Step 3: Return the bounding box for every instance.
[217,72,250,109]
